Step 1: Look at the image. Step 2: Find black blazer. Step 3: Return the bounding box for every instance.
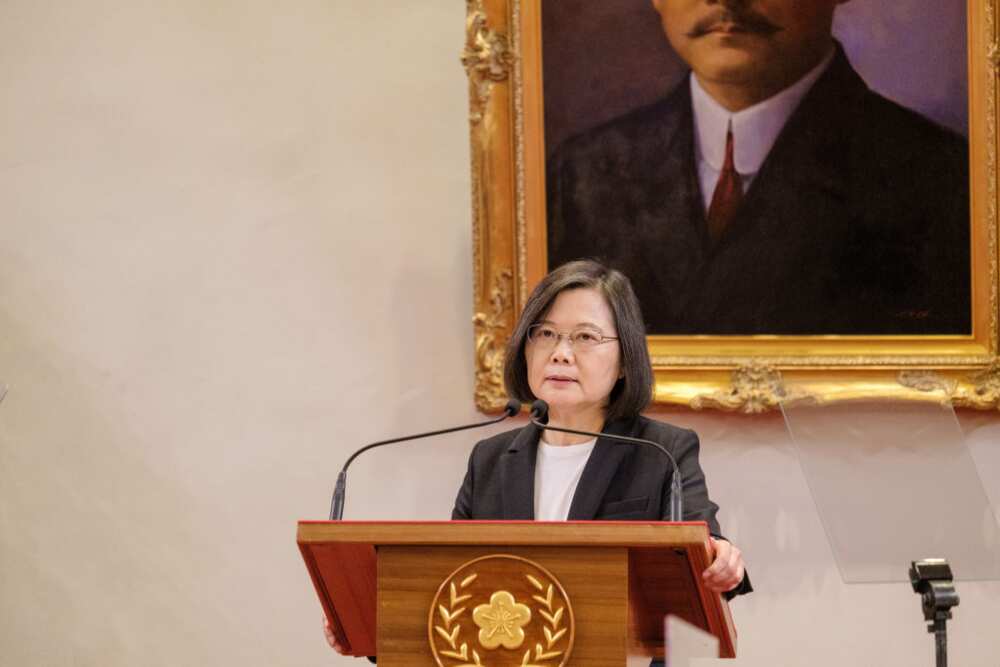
[547,44,970,336]
[451,415,751,597]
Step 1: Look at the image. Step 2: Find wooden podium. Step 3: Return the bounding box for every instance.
[297,521,736,665]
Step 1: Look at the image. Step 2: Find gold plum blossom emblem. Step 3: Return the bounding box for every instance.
[472,591,531,649]
[428,555,574,667]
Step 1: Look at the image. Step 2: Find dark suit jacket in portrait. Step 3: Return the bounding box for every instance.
[451,415,752,598]
[546,46,971,335]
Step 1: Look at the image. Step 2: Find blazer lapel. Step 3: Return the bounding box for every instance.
[632,85,708,325]
[726,45,861,245]
[500,423,542,519]
[566,420,632,520]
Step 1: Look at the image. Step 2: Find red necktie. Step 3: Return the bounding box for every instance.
[706,128,743,245]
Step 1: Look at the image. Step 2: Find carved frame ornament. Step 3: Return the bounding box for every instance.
[466,0,1000,413]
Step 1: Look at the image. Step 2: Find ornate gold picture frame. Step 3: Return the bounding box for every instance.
[466,0,1000,413]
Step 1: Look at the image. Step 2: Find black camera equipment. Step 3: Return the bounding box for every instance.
[909,558,959,667]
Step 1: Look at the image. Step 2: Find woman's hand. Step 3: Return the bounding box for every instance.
[324,616,348,655]
[702,537,745,593]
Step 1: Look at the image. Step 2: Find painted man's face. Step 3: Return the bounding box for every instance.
[651,0,847,94]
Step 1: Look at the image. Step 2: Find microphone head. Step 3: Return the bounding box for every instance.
[529,399,549,423]
[503,399,522,417]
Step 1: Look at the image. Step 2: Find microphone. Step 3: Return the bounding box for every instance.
[329,399,522,520]
[529,400,684,522]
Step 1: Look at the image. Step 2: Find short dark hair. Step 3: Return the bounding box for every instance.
[503,259,654,421]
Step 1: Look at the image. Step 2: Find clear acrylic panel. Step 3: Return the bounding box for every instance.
[780,399,1000,583]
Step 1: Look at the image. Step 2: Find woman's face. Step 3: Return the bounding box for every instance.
[526,287,622,421]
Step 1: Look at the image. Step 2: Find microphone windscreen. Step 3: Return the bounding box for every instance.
[503,399,522,417]
[530,399,549,422]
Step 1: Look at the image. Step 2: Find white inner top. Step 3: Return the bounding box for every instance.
[533,437,597,521]
[690,47,836,211]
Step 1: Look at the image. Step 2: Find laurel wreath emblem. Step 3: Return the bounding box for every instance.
[522,574,567,665]
[428,555,573,667]
[433,573,483,666]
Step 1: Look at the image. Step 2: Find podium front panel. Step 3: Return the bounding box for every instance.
[377,545,627,666]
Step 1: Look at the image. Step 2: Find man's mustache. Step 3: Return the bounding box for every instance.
[686,8,782,38]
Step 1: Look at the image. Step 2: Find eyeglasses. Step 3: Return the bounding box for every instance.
[526,324,619,350]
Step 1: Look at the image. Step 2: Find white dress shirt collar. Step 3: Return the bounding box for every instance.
[690,47,836,176]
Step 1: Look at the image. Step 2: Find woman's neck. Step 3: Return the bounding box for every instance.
[542,408,605,447]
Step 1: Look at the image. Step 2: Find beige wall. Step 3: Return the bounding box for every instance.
[0,2,997,666]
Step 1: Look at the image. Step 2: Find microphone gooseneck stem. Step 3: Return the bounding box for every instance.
[329,401,521,520]
[529,414,684,523]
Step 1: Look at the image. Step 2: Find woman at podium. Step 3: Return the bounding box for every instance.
[324,259,750,661]
[451,259,751,599]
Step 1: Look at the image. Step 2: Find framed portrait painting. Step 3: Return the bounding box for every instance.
[464,0,999,412]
